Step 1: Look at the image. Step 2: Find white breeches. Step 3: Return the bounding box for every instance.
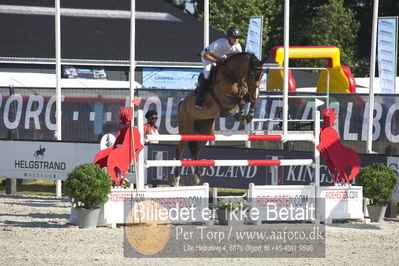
[201,57,212,79]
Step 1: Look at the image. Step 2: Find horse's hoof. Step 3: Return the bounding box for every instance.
[233,113,241,122]
[173,178,180,187]
[243,115,253,124]
[192,176,201,185]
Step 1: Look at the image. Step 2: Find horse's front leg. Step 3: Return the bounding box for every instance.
[243,101,256,124]
[189,140,208,185]
[193,166,201,185]
[233,103,245,122]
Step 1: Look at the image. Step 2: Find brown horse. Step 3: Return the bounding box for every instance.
[174,52,268,186]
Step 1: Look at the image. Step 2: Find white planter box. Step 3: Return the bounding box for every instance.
[248,184,364,223]
[248,184,316,223]
[98,183,210,226]
[317,186,364,220]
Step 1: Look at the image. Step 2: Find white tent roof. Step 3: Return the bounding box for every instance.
[0,72,141,88]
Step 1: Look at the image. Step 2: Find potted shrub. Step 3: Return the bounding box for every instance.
[65,163,112,228]
[216,198,250,226]
[356,163,398,222]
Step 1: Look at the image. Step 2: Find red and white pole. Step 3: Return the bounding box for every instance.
[145,134,314,142]
[145,159,313,168]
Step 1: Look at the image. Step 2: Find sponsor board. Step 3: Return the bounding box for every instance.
[317,186,363,220]
[0,140,99,180]
[0,141,387,188]
[1,89,399,147]
[146,144,386,188]
[387,156,399,200]
[248,185,316,222]
[101,185,209,225]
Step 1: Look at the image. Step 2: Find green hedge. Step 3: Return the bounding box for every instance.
[356,163,398,206]
[64,163,112,209]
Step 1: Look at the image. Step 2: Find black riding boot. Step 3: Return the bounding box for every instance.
[195,74,208,109]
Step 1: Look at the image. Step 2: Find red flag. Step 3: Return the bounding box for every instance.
[131,97,140,106]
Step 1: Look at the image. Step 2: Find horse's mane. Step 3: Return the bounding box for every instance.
[225,52,262,68]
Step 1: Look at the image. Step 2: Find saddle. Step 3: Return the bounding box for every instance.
[194,66,218,92]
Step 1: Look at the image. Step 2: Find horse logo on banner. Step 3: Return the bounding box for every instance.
[317,108,360,185]
[34,145,46,159]
[94,106,143,186]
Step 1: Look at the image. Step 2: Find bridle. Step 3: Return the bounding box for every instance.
[207,53,263,115]
[217,56,263,103]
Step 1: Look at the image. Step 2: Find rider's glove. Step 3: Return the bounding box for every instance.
[216,55,227,65]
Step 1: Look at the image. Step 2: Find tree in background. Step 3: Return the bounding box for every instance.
[346,0,399,77]
[165,0,398,77]
[289,0,329,45]
[192,0,281,59]
[301,0,364,74]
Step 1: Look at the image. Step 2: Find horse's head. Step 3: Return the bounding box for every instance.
[247,54,267,100]
[221,53,265,101]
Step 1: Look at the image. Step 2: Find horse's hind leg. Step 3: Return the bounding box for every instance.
[189,141,207,185]
[174,141,188,186]
[190,119,215,185]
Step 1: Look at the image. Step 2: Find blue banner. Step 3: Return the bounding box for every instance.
[245,16,263,59]
[142,68,202,89]
[378,17,398,93]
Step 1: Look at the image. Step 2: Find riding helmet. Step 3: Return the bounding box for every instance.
[226,26,242,39]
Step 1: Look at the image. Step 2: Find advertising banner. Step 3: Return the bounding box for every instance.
[142,68,202,89]
[377,17,398,93]
[0,139,387,188]
[0,140,99,180]
[1,88,399,146]
[387,156,399,200]
[245,16,263,60]
[146,144,386,188]
[63,66,107,79]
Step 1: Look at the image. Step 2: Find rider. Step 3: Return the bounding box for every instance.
[195,26,243,109]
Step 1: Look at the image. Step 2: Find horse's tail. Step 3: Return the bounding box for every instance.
[188,141,196,156]
[193,120,202,133]
[193,119,214,133]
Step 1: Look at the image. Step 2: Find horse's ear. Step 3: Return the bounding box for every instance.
[260,56,277,65]
[260,56,269,65]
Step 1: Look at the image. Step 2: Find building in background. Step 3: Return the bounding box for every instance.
[0,0,223,88]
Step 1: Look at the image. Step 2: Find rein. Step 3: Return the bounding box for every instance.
[220,61,262,103]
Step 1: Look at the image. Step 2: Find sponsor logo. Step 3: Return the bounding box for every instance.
[14,160,66,170]
[33,145,46,159]
[13,144,67,171]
